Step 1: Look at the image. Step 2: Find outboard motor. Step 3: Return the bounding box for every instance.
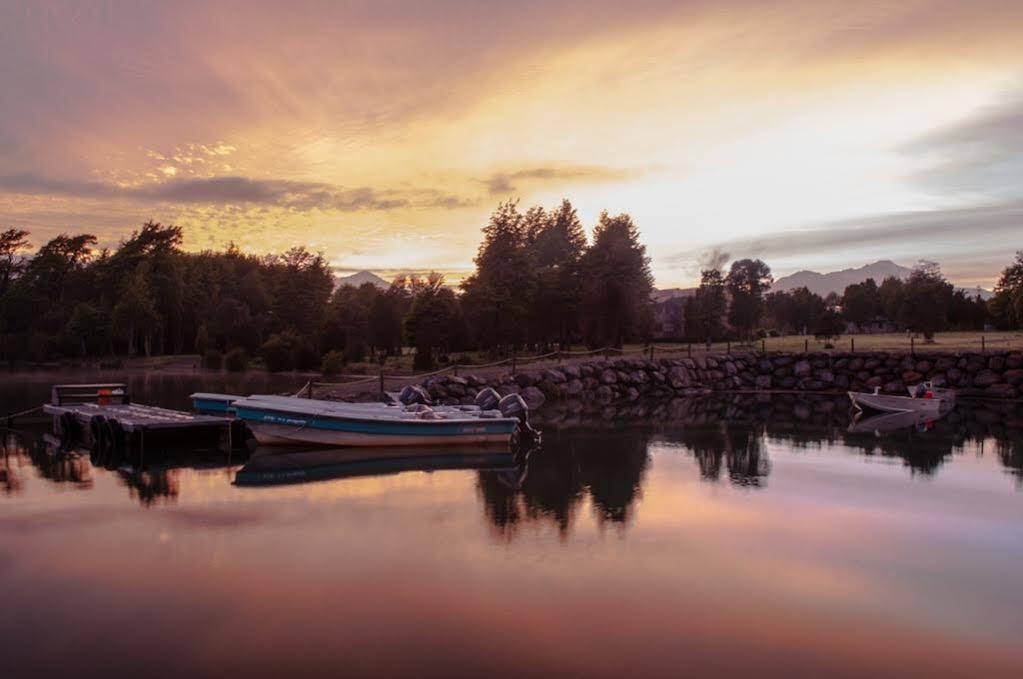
[499,393,541,447]
[498,393,529,424]
[399,384,432,406]
[474,387,501,411]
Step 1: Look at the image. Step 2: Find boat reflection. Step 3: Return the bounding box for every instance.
[235,444,531,487]
[848,408,951,434]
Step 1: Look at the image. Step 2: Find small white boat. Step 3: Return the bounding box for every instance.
[848,381,954,415]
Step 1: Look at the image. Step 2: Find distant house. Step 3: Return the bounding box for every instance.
[845,316,897,334]
[652,297,688,340]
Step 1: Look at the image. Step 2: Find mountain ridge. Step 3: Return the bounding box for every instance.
[772,260,913,296]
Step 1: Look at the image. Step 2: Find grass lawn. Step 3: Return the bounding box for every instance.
[649,331,1023,355]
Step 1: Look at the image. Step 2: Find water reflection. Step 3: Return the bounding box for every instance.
[5,393,1023,516]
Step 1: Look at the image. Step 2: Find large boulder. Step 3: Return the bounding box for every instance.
[520,386,546,409]
[600,369,618,385]
[565,379,584,396]
[794,360,812,378]
[974,370,1001,388]
[667,366,690,389]
[514,373,535,388]
[902,370,924,385]
[541,369,567,384]
[755,375,772,389]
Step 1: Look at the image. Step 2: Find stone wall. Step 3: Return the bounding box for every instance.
[415,350,1023,410]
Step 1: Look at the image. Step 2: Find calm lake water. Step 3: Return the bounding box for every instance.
[2,372,1022,678]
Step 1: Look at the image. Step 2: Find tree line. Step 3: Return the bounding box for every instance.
[0,199,654,370]
[683,258,997,344]
[2,208,1021,370]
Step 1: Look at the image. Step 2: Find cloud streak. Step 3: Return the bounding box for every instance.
[482,165,642,195]
[0,173,470,212]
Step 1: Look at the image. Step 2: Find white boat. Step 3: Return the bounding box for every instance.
[848,382,954,415]
[228,394,524,448]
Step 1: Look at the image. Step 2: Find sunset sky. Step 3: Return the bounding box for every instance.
[1,0,1021,288]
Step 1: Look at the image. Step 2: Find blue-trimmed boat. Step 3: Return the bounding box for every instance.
[230,395,522,447]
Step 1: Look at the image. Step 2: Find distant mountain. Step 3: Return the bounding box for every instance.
[336,270,390,289]
[773,260,912,297]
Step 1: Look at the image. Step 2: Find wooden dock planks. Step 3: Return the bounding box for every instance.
[43,402,231,432]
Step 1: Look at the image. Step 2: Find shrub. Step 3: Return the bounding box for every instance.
[261,335,293,372]
[321,350,345,376]
[224,347,249,372]
[203,349,223,370]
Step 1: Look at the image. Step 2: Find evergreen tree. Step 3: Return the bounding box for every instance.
[460,201,534,349]
[579,212,654,346]
[990,251,1023,329]
[725,259,772,341]
[687,268,727,343]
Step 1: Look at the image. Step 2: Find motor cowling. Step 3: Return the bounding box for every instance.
[474,387,501,411]
[498,393,530,424]
[399,384,432,406]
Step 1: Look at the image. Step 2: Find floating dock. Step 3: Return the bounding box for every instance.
[43,383,236,452]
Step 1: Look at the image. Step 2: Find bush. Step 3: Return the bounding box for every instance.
[321,350,345,376]
[224,347,249,372]
[261,335,293,372]
[202,349,223,370]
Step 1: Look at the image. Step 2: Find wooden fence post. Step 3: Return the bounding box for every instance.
[982,335,986,353]
[804,338,808,353]
[687,343,692,358]
[648,344,654,360]
[761,338,766,353]
[511,351,517,374]
[910,336,915,356]
[850,337,855,353]
[378,365,384,395]
[726,341,731,354]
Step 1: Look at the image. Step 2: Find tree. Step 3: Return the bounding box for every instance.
[842,278,881,326]
[112,268,160,356]
[687,268,727,343]
[878,276,906,324]
[0,228,30,295]
[460,201,534,350]
[900,261,954,340]
[525,199,587,346]
[990,251,1023,329]
[726,259,772,341]
[404,273,459,370]
[578,212,654,346]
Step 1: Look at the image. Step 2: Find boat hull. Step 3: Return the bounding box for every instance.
[848,391,949,414]
[234,400,519,448]
[246,421,515,447]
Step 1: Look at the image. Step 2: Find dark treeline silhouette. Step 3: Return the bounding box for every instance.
[2,214,1020,369]
[0,200,654,369]
[685,258,993,344]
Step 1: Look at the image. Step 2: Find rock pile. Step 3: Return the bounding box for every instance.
[412,350,1023,409]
